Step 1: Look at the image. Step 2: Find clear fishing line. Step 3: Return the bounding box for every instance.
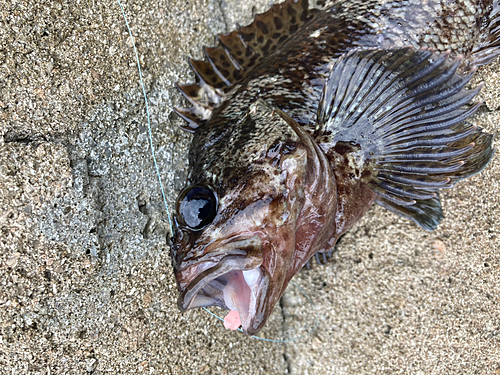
[117,0,318,343]
[116,0,173,234]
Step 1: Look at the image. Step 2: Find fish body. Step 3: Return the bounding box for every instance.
[171,0,498,335]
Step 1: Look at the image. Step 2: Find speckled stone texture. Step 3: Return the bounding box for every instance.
[0,0,498,374]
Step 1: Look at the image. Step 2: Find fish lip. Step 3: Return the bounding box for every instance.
[177,255,263,311]
[175,234,263,273]
[177,236,264,311]
[176,236,272,335]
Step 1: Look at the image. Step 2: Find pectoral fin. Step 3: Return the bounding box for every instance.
[317,47,494,230]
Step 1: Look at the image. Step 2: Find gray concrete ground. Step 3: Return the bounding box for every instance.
[0,0,498,374]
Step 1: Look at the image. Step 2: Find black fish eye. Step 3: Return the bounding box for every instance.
[177,184,217,231]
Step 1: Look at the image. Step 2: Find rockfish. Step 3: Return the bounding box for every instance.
[170,0,498,335]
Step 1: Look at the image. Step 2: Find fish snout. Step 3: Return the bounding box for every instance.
[173,235,284,334]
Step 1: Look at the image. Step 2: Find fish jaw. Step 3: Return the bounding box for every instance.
[175,234,294,335]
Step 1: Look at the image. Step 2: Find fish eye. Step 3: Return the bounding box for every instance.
[177,184,217,231]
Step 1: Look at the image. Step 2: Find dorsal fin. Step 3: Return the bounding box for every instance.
[317,47,494,230]
[175,0,317,129]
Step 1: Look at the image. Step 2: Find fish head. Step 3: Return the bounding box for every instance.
[170,100,337,335]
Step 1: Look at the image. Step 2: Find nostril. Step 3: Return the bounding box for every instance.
[169,241,186,272]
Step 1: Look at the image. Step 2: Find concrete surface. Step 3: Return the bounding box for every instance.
[0,0,498,374]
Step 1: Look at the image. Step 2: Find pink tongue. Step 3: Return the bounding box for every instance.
[223,310,241,330]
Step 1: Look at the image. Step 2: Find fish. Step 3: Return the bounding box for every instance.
[170,0,498,336]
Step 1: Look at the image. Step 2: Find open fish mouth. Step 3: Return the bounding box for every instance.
[176,236,271,335]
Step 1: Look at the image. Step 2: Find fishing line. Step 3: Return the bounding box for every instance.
[117,0,173,235]
[117,0,318,343]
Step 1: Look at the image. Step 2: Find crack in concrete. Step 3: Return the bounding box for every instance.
[3,131,48,144]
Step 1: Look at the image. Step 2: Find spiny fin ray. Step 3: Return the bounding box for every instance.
[175,0,317,130]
